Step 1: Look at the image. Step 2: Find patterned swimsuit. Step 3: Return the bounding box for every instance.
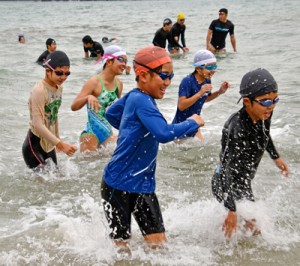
[81,76,118,143]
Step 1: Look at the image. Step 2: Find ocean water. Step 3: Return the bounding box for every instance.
[0,0,299,265]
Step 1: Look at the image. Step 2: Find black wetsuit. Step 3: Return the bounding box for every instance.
[212,107,280,212]
[209,19,234,50]
[36,50,50,65]
[167,22,186,50]
[152,27,169,49]
[22,130,57,169]
[84,41,104,57]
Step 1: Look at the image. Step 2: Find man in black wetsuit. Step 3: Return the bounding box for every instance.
[82,35,104,60]
[212,68,289,239]
[167,12,189,54]
[36,38,57,65]
[152,18,173,49]
[206,8,237,53]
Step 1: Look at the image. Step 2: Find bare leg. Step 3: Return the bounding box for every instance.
[101,134,117,146]
[169,48,180,54]
[144,232,167,249]
[216,48,227,53]
[114,240,131,255]
[195,128,204,142]
[79,134,99,152]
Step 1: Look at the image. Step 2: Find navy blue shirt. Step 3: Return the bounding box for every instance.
[172,74,211,133]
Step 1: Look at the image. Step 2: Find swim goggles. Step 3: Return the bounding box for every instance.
[133,60,174,81]
[43,59,71,76]
[198,64,218,71]
[95,54,128,65]
[252,97,279,107]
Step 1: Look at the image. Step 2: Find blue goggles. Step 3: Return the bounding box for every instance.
[198,64,218,71]
[252,97,279,107]
[114,56,128,64]
[133,60,174,80]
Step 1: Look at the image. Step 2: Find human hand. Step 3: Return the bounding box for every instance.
[222,211,237,239]
[188,114,204,127]
[200,84,213,96]
[274,157,289,177]
[87,95,101,113]
[183,47,189,52]
[219,81,230,95]
[125,65,131,75]
[56,141,78,157]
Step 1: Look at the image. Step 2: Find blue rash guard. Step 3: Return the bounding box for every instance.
[103,88,199,193]
[172,74,211,136]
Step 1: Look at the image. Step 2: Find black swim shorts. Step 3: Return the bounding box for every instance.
[22,130,57,169]
[101,180,165,241]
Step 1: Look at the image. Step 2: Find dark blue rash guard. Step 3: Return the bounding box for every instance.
[103,88,199,193]
[172,74,211,136]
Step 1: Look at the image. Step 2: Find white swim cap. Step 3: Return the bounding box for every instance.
[193,49,216,67]
[95,45,126,73]
[102,45,126,64]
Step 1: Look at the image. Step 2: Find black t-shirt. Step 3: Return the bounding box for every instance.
[84,41,104,57]
[209,19,234,49]
[152,27,169,48]
[36,50,50,65]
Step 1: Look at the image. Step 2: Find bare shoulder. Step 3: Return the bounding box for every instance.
[83,75,102,93]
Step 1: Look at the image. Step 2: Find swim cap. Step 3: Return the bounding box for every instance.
[239,68,278,98]
[133,46,171,76]
[46,38,56,46]
[103,45,126,60]
[193,49,216,67]
[163,18,172,26]
[95,45,126,73]
[219,8,228,14]
[177,12,185,20]
[45,51,70,68]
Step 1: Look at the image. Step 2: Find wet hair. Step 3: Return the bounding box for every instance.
[102,37,109,43]
[82,35,93,44]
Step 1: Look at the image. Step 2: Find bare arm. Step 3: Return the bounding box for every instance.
[206,81,230,102]
[206,29,213,51]
[178,84,212,111]
[71,77,101,112]
[116,78,123,98]
[230,35,237,52]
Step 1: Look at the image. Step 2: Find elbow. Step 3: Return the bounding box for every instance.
[154,132,173,143]
[71,102,80,111]
[178,103,186,112]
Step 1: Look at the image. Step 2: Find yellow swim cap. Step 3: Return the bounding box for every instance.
[177,12,185,20]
